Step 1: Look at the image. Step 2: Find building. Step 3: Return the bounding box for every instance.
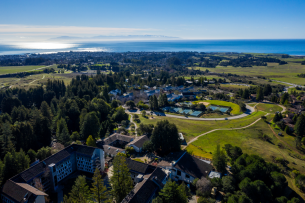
[97,133,134,157]
[109,89,121,96]
[158,152,213,183]
[122,167,170,203]
[127,135,150,152]
[1,144,105,202]
[2,180,48,203]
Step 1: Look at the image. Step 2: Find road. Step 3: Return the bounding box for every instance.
[271,80,305,88]
[125,104,255,121]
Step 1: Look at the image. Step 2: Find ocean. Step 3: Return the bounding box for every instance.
[1,39,305,55]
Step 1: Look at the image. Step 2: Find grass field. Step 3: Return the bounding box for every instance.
[186,119,305,175]
[193,100,241,115]
[190,62,305,85]
[255,103,283,113]
[139,111,265,142]
[0,65,45,74]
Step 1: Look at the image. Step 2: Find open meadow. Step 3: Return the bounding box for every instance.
[190,61,305,85]
[0,65,45,74]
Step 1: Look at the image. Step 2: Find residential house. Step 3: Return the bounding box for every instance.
[109,89,121,96]
[158,152,213,183]
[127,135,150,153]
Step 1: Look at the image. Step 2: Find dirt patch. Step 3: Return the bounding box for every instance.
[198,102,210,106]
[149,117,155,120]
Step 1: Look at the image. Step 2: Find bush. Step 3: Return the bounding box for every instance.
[295,174,305,191]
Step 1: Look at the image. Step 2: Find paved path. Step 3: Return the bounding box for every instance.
[126,104,255,121]
[271,80,305,88]
[129,113,138,137]
[29,74,45,84]
[186,113,269,146]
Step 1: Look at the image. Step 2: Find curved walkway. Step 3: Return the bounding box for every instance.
[126,104,255,121]
[186,113,269,146]
[128,113,138,137]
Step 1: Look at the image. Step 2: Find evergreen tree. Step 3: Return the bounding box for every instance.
[151,120,180,155]
[86,135,96,147]
[102,86,110,103]
[292,114,298,123]
[158,180,187,203]
[294,114,305,137]
[256,87,264,101]
[0,122,15,157]
[27,149,37,163]
[285,125,290,134]
[212,145,227,172]
[40,101,53,123]
[110,154,133,202]
[91,168,109,203]
[56,118,71,146]
[153,95,159,110]
[280,93,289,104]
[64,175,91,203]
[80,112,100,140]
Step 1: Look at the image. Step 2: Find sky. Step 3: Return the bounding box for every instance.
[0,0,305,43]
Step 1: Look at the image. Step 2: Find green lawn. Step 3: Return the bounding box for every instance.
[255,103,283,113]
[0,65,45,74]
[193,100,241,115]
[139,111,265,142]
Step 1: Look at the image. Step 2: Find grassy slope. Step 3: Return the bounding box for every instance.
[194,100,241,115]
[0,65,45,74]
[139,111,264,142]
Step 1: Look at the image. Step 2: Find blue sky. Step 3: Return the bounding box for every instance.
[0,0,305,41]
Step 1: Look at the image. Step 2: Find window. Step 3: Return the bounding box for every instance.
[177,170,181,176]
[186,174,190,178]
[53,166,56,173]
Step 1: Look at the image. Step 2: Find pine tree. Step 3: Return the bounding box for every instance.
[151,120,180,155]
[110,154,133,202]
[212,145,227,172]
[56,118,71,146]
[285,125,290,134]
[80,112,100,140]
[273,113,280,123]
[86,135,96,147]
[40,101,53,123]
[0,122,15,157]
[256,87,264,101]
[294,114,305,137]
[91,168,109,203]
[158,180,187,203]
[153,95,159,110]
[64,175,91,203]
[102,86,109,103]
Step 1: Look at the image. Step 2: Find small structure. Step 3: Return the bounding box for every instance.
[209,171,222,179]
[127,135,150,153]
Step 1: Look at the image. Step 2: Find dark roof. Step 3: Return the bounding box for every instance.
[121,168,167,203]
[282,118,293,124]
[128,135,149,148]
[102,145,125,155]
[102,133,133,145]
[182,92,194,96]
[158,151,186,167]
[174,153,213,179]
[125,158,156,174]
[2,180,47,203]
[12,144,96,183]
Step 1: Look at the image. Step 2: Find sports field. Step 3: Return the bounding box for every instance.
[0,65,45,74]
[255,103,283,113]
[193,100,241,115]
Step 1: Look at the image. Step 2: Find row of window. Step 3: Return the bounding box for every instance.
[1,195,14,203]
